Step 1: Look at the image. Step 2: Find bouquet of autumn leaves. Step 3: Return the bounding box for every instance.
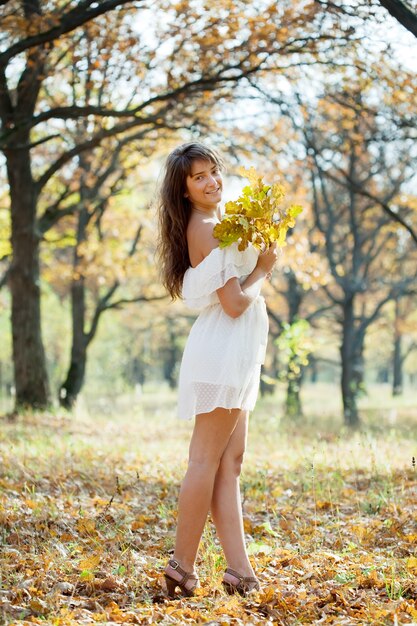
[213,167,302,251]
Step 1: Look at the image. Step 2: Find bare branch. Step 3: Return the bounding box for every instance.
[12,133,61,150]
[403,341,417,362]
[29,60,264,132]
[306,304,335,323]
[266,306,284,330]
[84,223,149,344]
[101,293,167,311]
[34,120,155,192]
[86,282,119,345]
[38,203,80,234]
[322,283,344,307]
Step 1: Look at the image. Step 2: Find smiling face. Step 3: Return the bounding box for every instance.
[185,159,223,213]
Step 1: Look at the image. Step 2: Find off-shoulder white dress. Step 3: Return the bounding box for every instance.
[178,243,269,420]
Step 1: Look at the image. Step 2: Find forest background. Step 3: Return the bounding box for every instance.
[0,0,417,424]
[1,1,417,625]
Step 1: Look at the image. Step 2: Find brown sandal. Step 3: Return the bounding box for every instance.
[222,567,260,596]
[163,559,199,598]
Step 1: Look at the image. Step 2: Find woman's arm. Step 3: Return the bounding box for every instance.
[189,221,277,318]
[217,246,277,319]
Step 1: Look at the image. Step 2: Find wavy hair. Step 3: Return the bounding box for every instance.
[157,142,225,300]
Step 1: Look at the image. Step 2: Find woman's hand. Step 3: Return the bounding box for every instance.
[256,243,277,275]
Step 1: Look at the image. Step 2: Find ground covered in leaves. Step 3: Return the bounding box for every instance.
[0,384,416,625]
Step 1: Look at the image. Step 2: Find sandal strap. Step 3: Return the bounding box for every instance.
[224,567,258,584]
[168,559,198,586]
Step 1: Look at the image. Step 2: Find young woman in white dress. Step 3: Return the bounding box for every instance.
[157,143,277,597]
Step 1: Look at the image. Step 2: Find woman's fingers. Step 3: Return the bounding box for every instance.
[257,243,278,273]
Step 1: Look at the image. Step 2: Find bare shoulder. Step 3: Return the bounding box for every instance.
[187,215,219,267]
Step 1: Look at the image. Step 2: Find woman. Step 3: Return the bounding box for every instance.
[157,142,277,597]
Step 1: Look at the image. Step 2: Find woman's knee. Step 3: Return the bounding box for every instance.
[188,453,222,473]
[218,448,245,477]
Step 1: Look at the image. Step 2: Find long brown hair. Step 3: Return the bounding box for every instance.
[157,142,225,300]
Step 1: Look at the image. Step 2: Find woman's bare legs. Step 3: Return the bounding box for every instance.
[165,407,241,588]
[210,410,256,584]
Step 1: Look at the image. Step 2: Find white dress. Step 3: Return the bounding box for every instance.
[178,242,269,420]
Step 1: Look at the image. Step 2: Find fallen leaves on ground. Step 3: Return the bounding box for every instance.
[0,400,416,625]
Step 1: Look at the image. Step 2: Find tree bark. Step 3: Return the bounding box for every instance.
[7,147,50,409]
[308,356,318,383]
[58,181,146,407]
[59,184,90,409]
[1,1,51,409]
[59,278,88,409]
[340,296,362,427]
[162,324,181,389]
[284,271,304,419]
[392,333,403,396]
[392,297,403,396]
[285,374,303,418]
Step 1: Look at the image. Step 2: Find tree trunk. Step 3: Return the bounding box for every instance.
[377,366,389,383]
[284,270,305,418]
[162,325,180,389]
[309,356,318,383]
[392,334,403,396]
[131,356,146,386]
[59,278,87,409]
[59,190,91,408]
[7,148,50,409]
[340,296,361,427]
[392,298,403,396]
[285,373,303,418]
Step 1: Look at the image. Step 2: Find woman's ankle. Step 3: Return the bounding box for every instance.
[225,561,255,578]
[166,557,196,574]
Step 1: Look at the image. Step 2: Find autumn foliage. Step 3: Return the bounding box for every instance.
[213,168,303,251]
[1,389,416,625]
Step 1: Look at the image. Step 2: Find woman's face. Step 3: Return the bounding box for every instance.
[185,159,222,212]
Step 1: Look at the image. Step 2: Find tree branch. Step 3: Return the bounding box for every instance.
[34,120,156,192]
[86,282,119,345]
[266,306,284,331]
[101,293,167,311]
[322,282,344,306]
[27,59,264,132]
[358,280,416,337]
[0,0,138,66]
[306,304,335,323]
[37,203,80,234]
[377,0,417,38]
[12,133,61,150]
[84,222,148,343]
[35,67,253,190]
[402,341,417,362]
[326,168,417,245]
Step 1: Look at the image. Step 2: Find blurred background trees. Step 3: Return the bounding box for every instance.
[1,0,416,425]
